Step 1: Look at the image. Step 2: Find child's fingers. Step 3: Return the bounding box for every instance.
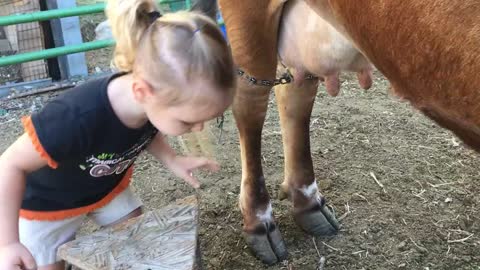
[183,171,201,189]
[187,157,220,172]
[201,160,220,172]
[20,245,37,270]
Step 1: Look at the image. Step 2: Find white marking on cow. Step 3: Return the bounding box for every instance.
[298,180,325,205]
[256,202,273,222]
[299,180,319,198]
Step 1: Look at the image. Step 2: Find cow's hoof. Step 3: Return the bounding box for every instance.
[294,202,340,236]
[243,222,288,265]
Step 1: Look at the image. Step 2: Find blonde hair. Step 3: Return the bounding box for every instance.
[106,0,235,103]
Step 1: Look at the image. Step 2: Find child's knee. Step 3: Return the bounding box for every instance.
[103,206,143,228]
[19,216,83,268]
[89,187,143,226]
[38,261,65,270]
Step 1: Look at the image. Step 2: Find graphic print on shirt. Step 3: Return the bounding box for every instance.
[79,129,157,178]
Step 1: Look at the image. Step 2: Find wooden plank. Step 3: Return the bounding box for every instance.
[58,195,202,270]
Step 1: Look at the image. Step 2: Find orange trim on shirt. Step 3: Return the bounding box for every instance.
[19,167,133,221]
[21,116,59,169]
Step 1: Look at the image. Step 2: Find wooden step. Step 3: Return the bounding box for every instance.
[58,195,202,270]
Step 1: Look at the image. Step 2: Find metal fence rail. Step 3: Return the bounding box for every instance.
[0,0,192,27]
[0,3,105,27]
[0,39,114,66]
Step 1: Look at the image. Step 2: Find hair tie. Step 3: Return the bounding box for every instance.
[193,24,205,35]
[147,11,162,24]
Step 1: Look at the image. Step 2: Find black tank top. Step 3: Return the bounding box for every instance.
[21,73,157,219]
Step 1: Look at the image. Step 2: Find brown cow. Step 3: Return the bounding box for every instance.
[219,0,480,265]
[217,0,376,264]
[304,0,480,151]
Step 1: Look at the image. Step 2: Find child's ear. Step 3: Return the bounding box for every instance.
[132,79,154,103]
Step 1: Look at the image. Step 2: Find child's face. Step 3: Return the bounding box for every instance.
[139,79,232,136]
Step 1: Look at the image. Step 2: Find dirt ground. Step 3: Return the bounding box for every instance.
[1,68,479,269]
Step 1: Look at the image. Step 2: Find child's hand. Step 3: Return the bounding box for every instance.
[166,156,220,188]
[0,242,36,270]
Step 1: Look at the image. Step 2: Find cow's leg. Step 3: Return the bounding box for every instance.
[219,0,288,265]
[234,80,288,264]
[275,77,340,236]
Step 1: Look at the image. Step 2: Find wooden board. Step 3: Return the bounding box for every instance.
[58,195,201,270]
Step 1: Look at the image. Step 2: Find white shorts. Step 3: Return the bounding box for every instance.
[19,187,143,266]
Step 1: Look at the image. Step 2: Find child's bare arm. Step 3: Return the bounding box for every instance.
[146,133,177,166]
[0,133,47,246]
[146,133,219,189]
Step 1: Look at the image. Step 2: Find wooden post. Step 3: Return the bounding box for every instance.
[0,27,11,52]
[45,0,88,79]
[0,2,17,52]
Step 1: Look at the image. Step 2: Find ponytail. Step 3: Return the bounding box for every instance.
[106,0,158,72]
[106,1,235,104]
